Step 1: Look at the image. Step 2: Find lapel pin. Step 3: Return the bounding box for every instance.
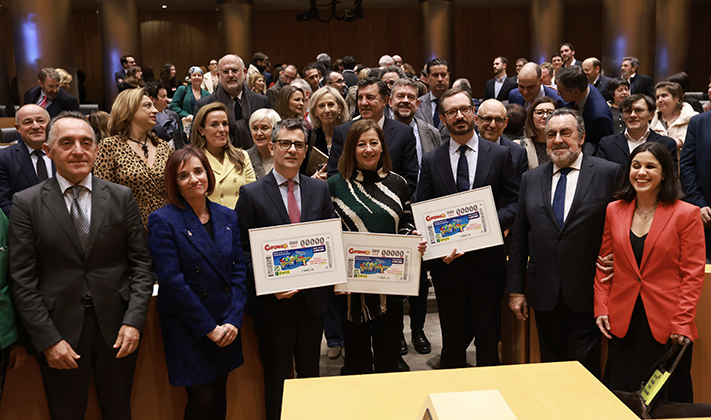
[188,231,192,236]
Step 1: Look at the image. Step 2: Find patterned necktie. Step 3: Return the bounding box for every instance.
[32,150,48,182]
[432,98,440,128]
[38,95,48,108]
[287,180,300,224]
[552,167,573,228]
[456,144,469,192]
[70,185,90,253]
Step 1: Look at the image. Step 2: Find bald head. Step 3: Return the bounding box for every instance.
[516,63,543,103]
[15,104,50,150]
[218,54,247,96]
[475,99,508,142]
[581,57,601,84]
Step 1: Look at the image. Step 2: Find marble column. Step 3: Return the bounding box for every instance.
[601,0,656,79]
[217,0,254,62]
[419,0,454,71]
[99,0,141,110]
[654,0,691,81]
[530,0,564,64]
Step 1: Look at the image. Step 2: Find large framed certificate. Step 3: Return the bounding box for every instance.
[412,186,503,261]
[249,219,347,295]
[335,232,422,296]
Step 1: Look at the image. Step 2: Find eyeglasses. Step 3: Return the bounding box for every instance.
[220,68,242,75]
[176,168,205,182]
[273,140,307,151]
[444,106,473,118]
[477,115,506,125]
[533,109,555,118]
[545,129,576,140]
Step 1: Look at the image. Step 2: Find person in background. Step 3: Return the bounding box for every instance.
[145,81,186,149]
[202,59,219,94]
[607,78,631,135]
[87,110,110,143]
[170,66,209,124]
[308,86,348,181]
[249,73,266,95]
[516,97,557,169]
[160,63,180,99]
[276,85,306,121]
[119,66,145,92]
[650,81,698,156]
[55,68,72,91]
[247,109,281,180]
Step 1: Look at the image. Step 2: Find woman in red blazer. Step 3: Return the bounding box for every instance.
[595,141,705,402]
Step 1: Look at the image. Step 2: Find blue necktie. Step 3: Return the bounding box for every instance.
[456,144,469,192]
[552,167,573,228]
[433,98,440,128]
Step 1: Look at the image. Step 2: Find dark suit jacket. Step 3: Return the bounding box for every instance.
[23,87,80,118]
[0,140,56,218]
[8,176,154,353]
[147,200,247,387]
[342,70,358,88]
[327,118,419,195]
[680,112,711,210]
[629,73,655,99]
[266,79,285,109]
[114,69,127,88]
[235,171,336,322]
[498,135,528,178]
[414,92,451,142]
[569,85,614,153]
[597,131,678,176]
[508,85,567,109]
[484,77,518,102]
[593,75,613,102]
[506,155,620,312]
[194,84,269,149]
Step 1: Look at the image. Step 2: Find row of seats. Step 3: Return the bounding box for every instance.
[0,104,99,118]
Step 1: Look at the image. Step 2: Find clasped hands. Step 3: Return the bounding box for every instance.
[207,323,239,348]
[44,324,141,369]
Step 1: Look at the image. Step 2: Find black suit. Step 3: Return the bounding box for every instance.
[568,85,614,154]
[114,69,127,88]
[327,118,419,195]
[593,75,613,102]
[0,140,56,217]
[597,131,678,178]
[629,73,655,99]
[23,87,80,118]
[498,135,528,178]
[506,155,619,377]
[484,77,518,102]
[342,69,358,88]
[236,171,335,420]
[415,138,519,368]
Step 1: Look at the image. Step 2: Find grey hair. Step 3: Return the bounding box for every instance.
[290,78,312,95]
[46,111,95,147]
[622,56,639,70]
[378,55,394,67]
[546,108,585,138]
[271,118,308,144]
[378,65,405,80]
[316,53,331,67]
[249,108,281,129]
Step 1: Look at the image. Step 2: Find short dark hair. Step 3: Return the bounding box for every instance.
[378,65,405,80]
[252,52,268,62]
[516,58,529,65]
[655,81,684,100]
[144,81,165,98]
[452,78,472,95]
[496,56,508,65]
[555,65,588,91]
[667,72,691,91]
[342,56,356,70]
[164,146,216,209]
[303,62,320,76]
[271,118,308,144]
[504,104,527,137]
[590,58,601,70]
[551,54,562,61]
[338,119,392,179]
[120,55,134,66]
[438,88,473,115]
[356,78,389,100]
[559,42,575,51]
[607,77,630,99]
[614,142,683,203]
[620,94,655,114]
[426,58,449,75]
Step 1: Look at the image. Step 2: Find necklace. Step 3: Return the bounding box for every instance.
[128,137,149,159]
[636,204,657,220]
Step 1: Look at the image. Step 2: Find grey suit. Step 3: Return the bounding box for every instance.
[414,117,441,157]
[266,78,285,109]
[414,92,451,142]
[246,145,272,180]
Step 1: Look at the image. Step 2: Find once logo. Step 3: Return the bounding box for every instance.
[348,248,370,255]
[264,243,288,251]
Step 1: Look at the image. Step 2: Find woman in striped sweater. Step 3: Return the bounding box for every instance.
[328,119,426,374]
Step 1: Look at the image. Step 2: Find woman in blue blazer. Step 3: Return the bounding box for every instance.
[148,146,247,420]
[169,66,210,123]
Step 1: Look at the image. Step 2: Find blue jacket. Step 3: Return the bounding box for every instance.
[148,199,247,387]
[508,85,567,109]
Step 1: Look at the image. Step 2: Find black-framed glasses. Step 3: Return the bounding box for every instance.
[533,109,555,118]
[444,106,473,118]
[477,115,506,125]
[272,140,307,151]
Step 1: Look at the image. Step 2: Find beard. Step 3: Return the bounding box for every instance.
[548,146,580,168]
[446,117,474,136]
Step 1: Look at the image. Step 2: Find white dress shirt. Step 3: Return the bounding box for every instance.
[449,134,479,190]
[24,142,53,179]
[550,152,583,223]
[624,128,651,153]
[272,170,302,214]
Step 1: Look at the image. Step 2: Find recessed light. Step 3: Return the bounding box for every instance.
[162,4,167,8]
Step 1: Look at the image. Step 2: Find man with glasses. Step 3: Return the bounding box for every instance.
[506,108,619,378]
[195,54,269,149]
[236,118,335,420]
[415,88,519,369]
[268,65,298,109]
[475,99,528,177]
[324,71,347,97]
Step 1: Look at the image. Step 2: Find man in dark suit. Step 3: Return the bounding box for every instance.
[509,63,567,110]
[415,88,520,369]
[114,55,136,88]
[484,57,518,102]
[23,68,80,118]
[475,99,528,177]
[680,112,711,263]
[8,111,154,420]
[327,78,418,194]
[266,65,297,109]
[598,94,677,174]
[582,57,613,101]
[556,65,614,155]
[195,54,269,149]
[0,104,55,217]
[236,118,334,420]
[342,56,358,88]
[414,58,451,141]
[621,56,655,99]
[507,108,620,378]
[560,43,582,67]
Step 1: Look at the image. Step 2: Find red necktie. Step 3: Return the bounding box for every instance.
[287,180,300,224]
[39,95,48,108]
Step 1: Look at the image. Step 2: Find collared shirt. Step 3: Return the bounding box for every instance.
[272,169,302,214]
[409,118,423,166]
[449,133,478,190]
[23,141,53,180]
[494,74,506,99]
[524,85,546,110]
[36,90,53,108]
[376,115,385,130]
[624,127,651,153]
[425,91,438,121]
[550,152,583,222]
[593,75,600,86]
[575,88,590,114]
[57,172,93,224]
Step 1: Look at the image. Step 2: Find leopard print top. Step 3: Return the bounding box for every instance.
[93,135,173,230]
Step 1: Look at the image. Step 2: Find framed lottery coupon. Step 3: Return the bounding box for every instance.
[248,219,347,295]
[335,232,422,296]
[412,186,503,261]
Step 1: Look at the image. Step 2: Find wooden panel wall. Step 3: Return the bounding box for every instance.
[688,2,711,92]
[72,10,102,105]
[564,5,603,68]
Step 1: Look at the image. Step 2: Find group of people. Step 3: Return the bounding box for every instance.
[0,45,709,420]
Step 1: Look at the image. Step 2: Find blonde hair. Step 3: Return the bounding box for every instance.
[191,102,246,173]
[309,86,348,129]
[55,68,72,86]
[109,88,159,145]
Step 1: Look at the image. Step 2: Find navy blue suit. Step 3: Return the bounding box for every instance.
[0,140,56,218]
[23,87,80,118]
[568,85,614,155]
[147,200,247,387]
[415,138,519,368]
[680,112,711,261]
[508,85,567,109]
[593,75,613,101]
[327,117,419,195]
[597,131,678,177]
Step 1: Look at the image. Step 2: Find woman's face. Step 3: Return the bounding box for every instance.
[254,77,265,92]
[354,128,382,171]
[135,68,143,80]
[551,57,563,71]
[199,110,229,153]
[133,96,158,131]
[613,85,630,106]
[532,102,555,132]
[177,156,208,202]
[314,93,341,126]
[250,117,273,148]
[656,88,679,115]
[170,66,176,79]
[288,91,305,117]
[629,151,663,197]
[191,72,203,87]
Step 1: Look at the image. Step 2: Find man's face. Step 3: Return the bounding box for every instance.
[269,128,307,176]
[125,56,136,69]
[517,69,542,103]
[208,60,218,73]
[427,64,450,98]
[515,60,526,74]
[389,85,420,123]
[475,101,508,142]
[40,77,60,100]
[622,98,653,132]
[357,84,387,121]
[560,45,574,64]
[393,55,403,67]
[43,118,97,185]
[440,92,475,137]
[621,60,635,78]
[556,83,578,103]
[326,73,345,93]
[304,68,320,91]
[381,72,400,90]
[582,60,599,83]
[219,56,246,94]
[152,88,169,112]
[541,68,553,86]
[281,66,297,84]
[545,114,584,168]
[15,105,49,150]
[493,58,506,76]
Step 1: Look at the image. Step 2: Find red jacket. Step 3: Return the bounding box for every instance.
[594,199,705,343]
